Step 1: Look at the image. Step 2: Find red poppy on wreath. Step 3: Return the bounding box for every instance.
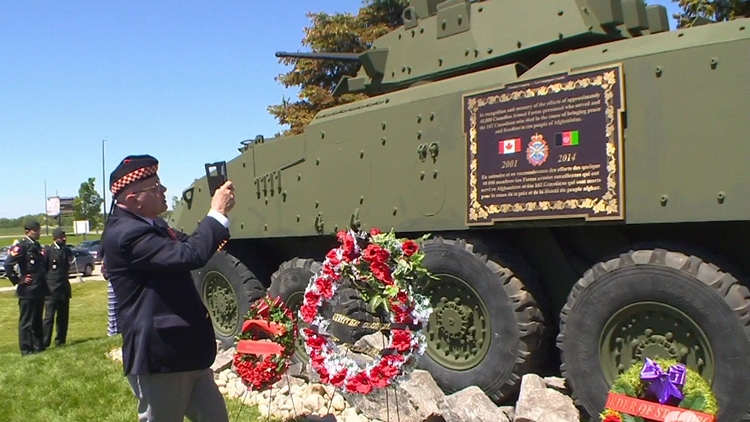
[601,411,622,422]
[233,295,296,391]
[299,228,435,395]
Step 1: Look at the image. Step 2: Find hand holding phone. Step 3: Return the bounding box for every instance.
[210,181,235,216]
[205,161,227,197]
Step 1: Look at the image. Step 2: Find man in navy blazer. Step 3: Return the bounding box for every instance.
[102,154,235,422]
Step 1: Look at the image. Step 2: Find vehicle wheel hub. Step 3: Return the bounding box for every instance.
[601,302,713,384]
[437,303,468,337]
[424,274,490,370]
[634,333,679,360]
[202,271,238,337]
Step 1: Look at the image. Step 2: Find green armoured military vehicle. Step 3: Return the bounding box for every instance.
[172,0,750,419]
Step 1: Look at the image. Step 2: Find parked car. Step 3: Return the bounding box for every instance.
[70,249,96,277]
[1,246,94,278]
[0,246,9,277]
[76,240,101,263]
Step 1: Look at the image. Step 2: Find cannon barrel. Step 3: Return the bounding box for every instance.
[274,51,361,62]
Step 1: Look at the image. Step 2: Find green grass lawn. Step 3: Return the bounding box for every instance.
[0,227,29,237]
[0,281,264,422]
[1,277,14,288]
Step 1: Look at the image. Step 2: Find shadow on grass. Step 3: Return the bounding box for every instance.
[60,337,101,347]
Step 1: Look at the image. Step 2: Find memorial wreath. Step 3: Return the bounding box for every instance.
[299,228,434,395]
[233,295,296,391]
[601,358,718,422]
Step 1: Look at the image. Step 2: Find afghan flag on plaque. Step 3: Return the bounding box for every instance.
[554,130,579,147]
[499,138,522,155]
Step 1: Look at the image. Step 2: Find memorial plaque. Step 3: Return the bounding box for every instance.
[464,65,625,225]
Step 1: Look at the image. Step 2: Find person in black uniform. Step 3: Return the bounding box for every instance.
[42,227,73,348]
[3,220,49,356]
[102,155,235,422]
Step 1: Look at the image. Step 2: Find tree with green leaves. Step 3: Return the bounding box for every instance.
[674,0,749,27]
[268,0,407,136]
[74,177,104,231]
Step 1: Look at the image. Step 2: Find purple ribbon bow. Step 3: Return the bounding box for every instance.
[639,358,687,404]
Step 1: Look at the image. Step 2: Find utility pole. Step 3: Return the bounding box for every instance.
[44,180,49,236]
[101,139,107,223]
[56,190,61,228]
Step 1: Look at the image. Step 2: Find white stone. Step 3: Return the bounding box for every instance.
[233,384,246,398]
[341,408,359,418]
[345,414,363,422]
[331,393,346,411]
[241,393,257,406]
[303,394,324,412]
[279,398,295,411]
[305,383,328,397]
[543,376,568,392]
[257,404,269,416]
[515,373,579,422]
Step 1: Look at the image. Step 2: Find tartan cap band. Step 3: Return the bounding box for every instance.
[109,155,159,197]
[110,165,158,196]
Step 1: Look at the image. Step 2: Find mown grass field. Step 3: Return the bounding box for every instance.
[0,281,264,422]
[0,231,101,248]
[0,227,23,237]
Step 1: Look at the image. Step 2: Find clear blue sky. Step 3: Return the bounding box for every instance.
[0,0,680,219]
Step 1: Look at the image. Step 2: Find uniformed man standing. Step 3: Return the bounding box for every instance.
[3,220,49,356]
[42,228,73,348]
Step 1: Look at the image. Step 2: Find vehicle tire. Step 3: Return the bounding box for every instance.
[329,286,389,344]
[558,249,750,421]
[192,251,266,349]
[417,237,547,403]
[269,258,321,361]
[83,264,93,277]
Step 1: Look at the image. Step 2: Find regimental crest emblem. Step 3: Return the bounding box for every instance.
[526,133,549,167]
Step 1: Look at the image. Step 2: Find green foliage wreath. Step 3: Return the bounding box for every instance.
[601,358,718,422]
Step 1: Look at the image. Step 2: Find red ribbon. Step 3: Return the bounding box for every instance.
[605,392,715,422]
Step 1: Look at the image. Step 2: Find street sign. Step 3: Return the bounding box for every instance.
[46,197,60,217]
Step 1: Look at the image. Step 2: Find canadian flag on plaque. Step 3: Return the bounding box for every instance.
[499,138,521,155]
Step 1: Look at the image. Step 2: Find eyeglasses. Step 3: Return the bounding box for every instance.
[130,182,166,194]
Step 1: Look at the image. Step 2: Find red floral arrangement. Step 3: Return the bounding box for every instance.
[233,295,296,391]
[299,228,434,395]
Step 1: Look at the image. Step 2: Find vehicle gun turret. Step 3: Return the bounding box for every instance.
[274,0,671,97]
[274,51,361,62]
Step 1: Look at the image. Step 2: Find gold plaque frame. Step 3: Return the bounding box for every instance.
[465,64,625,225]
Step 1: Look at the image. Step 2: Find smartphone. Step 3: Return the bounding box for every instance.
[205,161,227,197]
